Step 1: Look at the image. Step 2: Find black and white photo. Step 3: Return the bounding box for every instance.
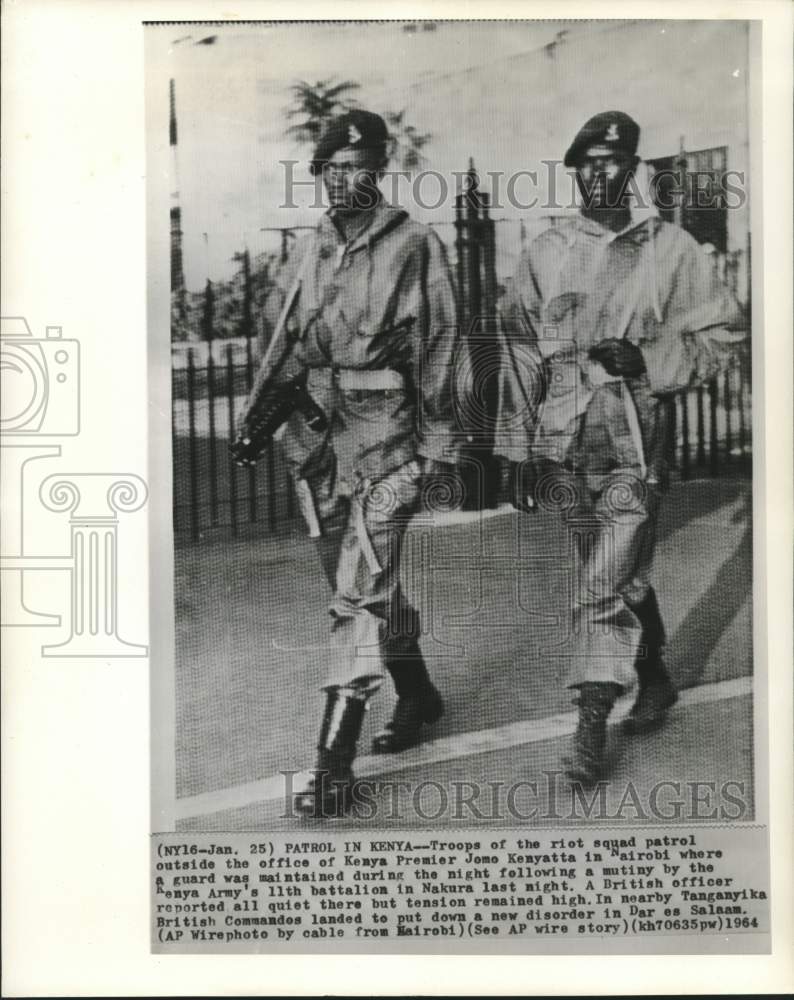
[155,19,755,841]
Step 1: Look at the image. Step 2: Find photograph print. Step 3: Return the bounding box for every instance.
[150,18,754,832]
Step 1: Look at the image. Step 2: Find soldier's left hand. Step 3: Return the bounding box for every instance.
[588,338,647,378]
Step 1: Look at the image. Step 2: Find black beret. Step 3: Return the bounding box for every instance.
[310,110,389,175]
[564,111,640,168]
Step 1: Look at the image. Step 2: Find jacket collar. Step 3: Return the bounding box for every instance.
[320,200,409,254]
[572,211,659,244]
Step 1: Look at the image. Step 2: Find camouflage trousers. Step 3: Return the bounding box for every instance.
[295,459,424,691]
[534,460,662,692]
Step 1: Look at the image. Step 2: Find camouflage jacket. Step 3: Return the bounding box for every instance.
[255,202,461,489]
[494,214,746,477]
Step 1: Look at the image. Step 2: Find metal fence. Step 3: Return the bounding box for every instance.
[172,338,295,541]
[172,353,751,543]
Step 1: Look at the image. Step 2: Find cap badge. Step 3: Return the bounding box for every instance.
[605,122,619,142]
[348,124,362,145]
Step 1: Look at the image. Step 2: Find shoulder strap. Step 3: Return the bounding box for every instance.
[246,243,316,403]
[259,243,314,368]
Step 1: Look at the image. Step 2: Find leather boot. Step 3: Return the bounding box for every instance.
[624,588,678,734]
[372,639,444,754]
[565,682,622,784]
[295,685,369,819]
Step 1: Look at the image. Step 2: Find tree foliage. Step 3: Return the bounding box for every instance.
[285,79,361,145]
[383,109,431,172]
[284,79,431,173]
[199,278,216,342]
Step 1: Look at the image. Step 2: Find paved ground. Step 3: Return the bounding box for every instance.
[172,477,753,830]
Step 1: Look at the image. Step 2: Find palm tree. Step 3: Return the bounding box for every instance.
[285,78,360,145]
[284,81,432,174]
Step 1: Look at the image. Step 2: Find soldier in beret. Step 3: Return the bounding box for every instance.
[248,109,460,817]
[495,111,745,783]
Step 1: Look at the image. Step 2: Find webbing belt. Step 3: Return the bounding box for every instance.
[308,367,405,391]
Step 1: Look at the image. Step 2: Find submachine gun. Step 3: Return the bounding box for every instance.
[230,251,327,467]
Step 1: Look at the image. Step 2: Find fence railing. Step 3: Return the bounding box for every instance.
[671,366,751,480]
[172,340,296,541]
[172,337,751,542]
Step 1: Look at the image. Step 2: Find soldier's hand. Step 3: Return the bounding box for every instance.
[588,338,647,379]
[230,433,255,467]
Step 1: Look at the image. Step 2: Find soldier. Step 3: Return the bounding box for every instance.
[240,110,460,817]
[495,111,745,783]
